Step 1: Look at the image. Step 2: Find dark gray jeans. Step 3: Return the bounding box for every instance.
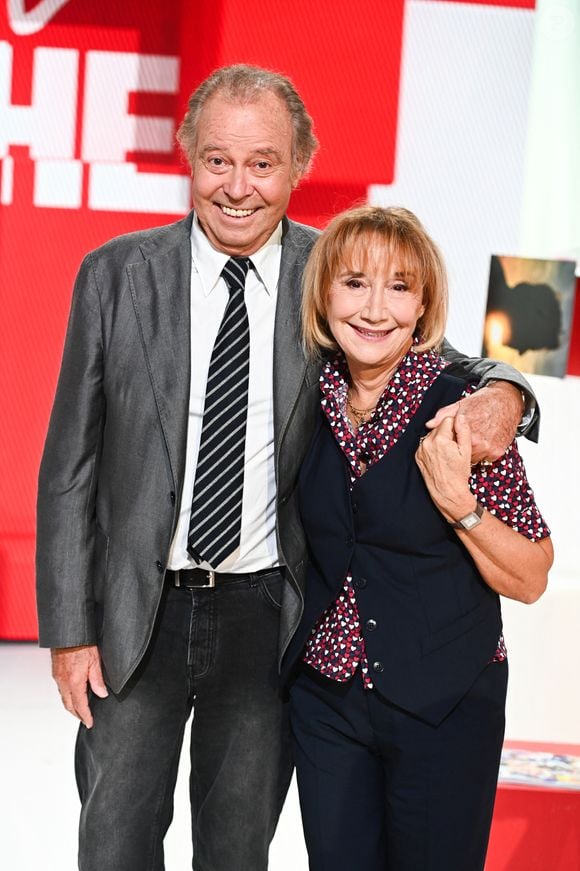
[75,570,292,871]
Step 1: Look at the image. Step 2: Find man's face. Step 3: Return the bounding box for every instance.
[191,91,299,256]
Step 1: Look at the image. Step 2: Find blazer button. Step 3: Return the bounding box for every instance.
[366,618,377,632]
[169,491,176,505]
[352,502,359,514]
[345,535,354,546]
[155,561,164,573]
[372,661,384,673]
[355,577,367,589]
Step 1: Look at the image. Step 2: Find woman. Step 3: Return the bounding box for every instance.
[282,206,553,871]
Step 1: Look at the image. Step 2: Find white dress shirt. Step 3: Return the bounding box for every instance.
[167,215,282,572]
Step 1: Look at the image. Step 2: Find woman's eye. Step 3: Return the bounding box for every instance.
[391,283,408,293]
[346,279,363,289]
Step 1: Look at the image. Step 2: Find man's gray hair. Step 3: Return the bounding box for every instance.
[177,64,319,179]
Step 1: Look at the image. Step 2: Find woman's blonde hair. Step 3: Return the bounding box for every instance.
[301,205,448,356]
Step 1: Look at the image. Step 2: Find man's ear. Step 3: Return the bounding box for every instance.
[291,161,310,190]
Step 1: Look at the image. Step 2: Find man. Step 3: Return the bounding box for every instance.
[37,64,536,871]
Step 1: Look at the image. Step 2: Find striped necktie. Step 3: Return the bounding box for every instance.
[187,256,252,568]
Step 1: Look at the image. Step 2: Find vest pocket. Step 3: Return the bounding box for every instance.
[420,600,489,656]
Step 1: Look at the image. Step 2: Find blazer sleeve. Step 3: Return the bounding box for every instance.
[36,253,105,648]
[440,337,540,443]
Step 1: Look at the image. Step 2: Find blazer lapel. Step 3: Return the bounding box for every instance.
[127,213,193,488]
[127,214,316,491]
[273,219,317,452]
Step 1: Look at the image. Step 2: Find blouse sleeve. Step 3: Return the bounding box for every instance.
[469,443,550,542]
[463,384,550,541]
[462,384,550,542]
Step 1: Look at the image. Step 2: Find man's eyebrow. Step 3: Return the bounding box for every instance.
[199,145,283,159]
[200,144,225,157]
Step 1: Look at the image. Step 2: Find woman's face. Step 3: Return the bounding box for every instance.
[326,254,425,376]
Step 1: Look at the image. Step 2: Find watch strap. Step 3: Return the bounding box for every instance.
[450,500,484,530]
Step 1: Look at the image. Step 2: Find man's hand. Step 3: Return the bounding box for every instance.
[425,381,524,464]
[51,644,108,728]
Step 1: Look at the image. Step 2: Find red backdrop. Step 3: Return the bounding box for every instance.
[5,0,576,641]
[0,0,407,638]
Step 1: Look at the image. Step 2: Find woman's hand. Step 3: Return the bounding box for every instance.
[416,413,552,604]
[415,413,475,523]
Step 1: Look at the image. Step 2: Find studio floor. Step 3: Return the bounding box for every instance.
[3,598,579,871]
[0,642,307,871]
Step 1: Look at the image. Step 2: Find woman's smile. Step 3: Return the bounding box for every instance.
[348,323,395,341]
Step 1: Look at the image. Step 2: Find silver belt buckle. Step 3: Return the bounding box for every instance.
[173,569,216,588]
[200,570,216,588]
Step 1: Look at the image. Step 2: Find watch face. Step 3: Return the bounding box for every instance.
[461,512,481,530]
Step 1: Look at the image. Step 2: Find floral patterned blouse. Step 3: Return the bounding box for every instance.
[303,346,550,689]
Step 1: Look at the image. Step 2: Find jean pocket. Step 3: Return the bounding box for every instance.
[256,573,283,611]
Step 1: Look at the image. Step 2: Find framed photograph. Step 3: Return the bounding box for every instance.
[482,256,577,378]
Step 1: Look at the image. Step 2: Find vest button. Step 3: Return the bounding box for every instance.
[352,502,359,514]
[169,491,176,505]
[355,577,367,589]
[372,661,384,673]
[345,535,354,546]
[366,619,377,632]
[155,561,164,573]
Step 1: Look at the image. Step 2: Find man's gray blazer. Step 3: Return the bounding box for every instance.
[36,211,537,694]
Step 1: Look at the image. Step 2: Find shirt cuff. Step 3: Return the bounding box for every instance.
[518,395,537,432]
[485,378,536,434]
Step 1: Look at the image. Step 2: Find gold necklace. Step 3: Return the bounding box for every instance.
[347,395,376,427]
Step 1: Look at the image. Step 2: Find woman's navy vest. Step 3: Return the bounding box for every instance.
[283,372,502,726]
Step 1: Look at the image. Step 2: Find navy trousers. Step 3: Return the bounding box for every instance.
[290,661,507,871]
[75,570,292,871]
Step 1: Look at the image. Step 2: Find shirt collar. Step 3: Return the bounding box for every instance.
[320,344,446,404]
[190,213,282,297]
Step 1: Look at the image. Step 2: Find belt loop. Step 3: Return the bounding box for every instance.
[248,573,259,588]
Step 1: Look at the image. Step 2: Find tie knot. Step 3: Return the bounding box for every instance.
[222,257,251,294]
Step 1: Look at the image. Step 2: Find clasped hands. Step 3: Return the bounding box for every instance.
[416,382,523,521]
[424,380,523,465]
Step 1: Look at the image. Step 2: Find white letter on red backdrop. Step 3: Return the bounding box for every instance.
[82,51,179,161]
[0,42,78,159]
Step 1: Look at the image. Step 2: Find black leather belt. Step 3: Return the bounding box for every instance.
[165,566,281,589]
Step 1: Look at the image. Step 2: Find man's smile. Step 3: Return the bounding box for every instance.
[217,204,258,218]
